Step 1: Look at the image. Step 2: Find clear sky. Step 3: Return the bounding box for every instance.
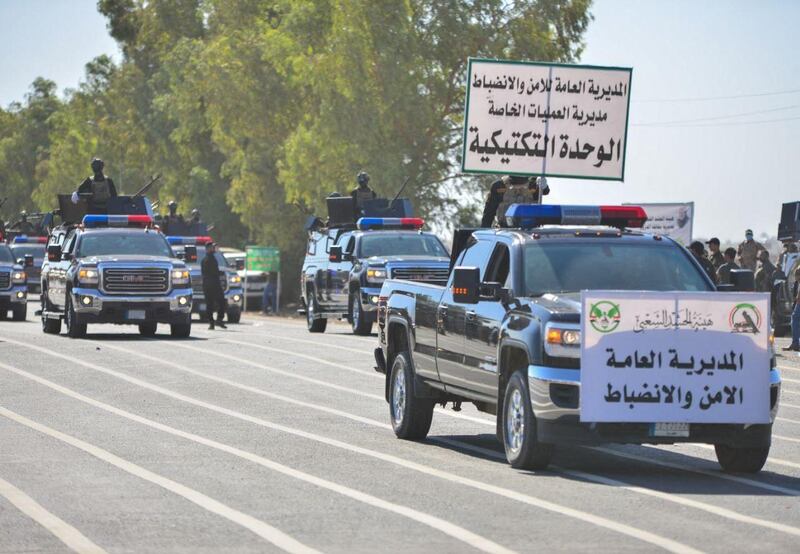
[0,0,796,242]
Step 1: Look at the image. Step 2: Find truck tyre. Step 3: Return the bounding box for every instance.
[41,289,61,334]
[65,295,87,339]
[170,320,192,338]
[714,443,769,473]
[389,351,434,440]
[12,304,27,322]
[227,307,241,324]
[502,370,554,470]
[306,289,327,333]
[0,310,6,321]
[350,290,373,336]
[138,322,158,336]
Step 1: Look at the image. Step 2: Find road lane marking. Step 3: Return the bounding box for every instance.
[433,438,800,537]
[774,434,800,444]
[776,416,800,424]
[223,333,374,356]
[0,363,511,554]
[0,475,107,554]
[4,339,704,553]
[0,405,317,554]
[651,444,800,471]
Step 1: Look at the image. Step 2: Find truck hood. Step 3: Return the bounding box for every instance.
[524,292,582,321]
[81,254,179,265]
[366,256,450,266]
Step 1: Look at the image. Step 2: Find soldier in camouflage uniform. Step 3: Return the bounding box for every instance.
[351,171,377,213]
[481,175,550,228]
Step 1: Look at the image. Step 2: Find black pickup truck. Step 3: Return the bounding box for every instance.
[375,205,781,473]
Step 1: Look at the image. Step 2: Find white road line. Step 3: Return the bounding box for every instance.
[0,363,511,554]
[4,338,703,553]
[652,443,800,471]
[244,333,375,355]
[0,475,107,554]
[432,438,800,537]
[0,405,316,554]
[777,416,800,424]
[774,434,800,444]
[221,339,381,379]
[780,401,800,409]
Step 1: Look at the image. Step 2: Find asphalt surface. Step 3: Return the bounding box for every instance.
[0,312,799,553]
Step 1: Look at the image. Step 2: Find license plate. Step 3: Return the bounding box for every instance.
[127,310,146,320]
[198,304,206,312]
[650,422,690,437]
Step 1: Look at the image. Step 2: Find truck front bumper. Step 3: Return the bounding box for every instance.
[71,287,192,324]
[527,364,782,447]
[0,286,28,308]
[359,287,382,313]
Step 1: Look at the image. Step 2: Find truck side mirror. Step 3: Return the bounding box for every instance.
[452,266,480,304]
[184,245,198,263]
[480,281,510,303]
[47,244,62,262]
[329,245,343,263]
[24,254,34,267]
[729,269,755,292]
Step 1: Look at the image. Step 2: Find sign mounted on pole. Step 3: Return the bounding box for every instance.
[631,202,694,245]
[462,58,633,180]
[245,246,280,272]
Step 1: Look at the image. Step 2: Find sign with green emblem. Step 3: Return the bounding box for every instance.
[246,246,280,272]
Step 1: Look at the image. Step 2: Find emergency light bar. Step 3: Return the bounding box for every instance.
[12,235,48,244]
[82,214,154,228]
[505,204,647,229]
[356,217,424,231]
[166,236,213,245]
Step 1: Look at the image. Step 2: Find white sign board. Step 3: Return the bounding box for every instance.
[462,58,632,180]
[633,202,694,245]
[581,291,771,424]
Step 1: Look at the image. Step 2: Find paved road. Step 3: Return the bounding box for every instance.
[0,313,798,553]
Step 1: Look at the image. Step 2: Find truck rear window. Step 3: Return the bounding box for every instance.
[523,242,712,296]
[77,233,173,258]
[359,234,448,258]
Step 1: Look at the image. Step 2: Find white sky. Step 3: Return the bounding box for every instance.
[0,0,797,242]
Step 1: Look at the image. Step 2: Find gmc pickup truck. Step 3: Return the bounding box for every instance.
[376,204,782,473]
[0,243,28,321]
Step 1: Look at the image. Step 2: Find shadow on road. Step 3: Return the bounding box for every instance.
[426,433,800,496]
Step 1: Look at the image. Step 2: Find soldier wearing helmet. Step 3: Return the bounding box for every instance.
[163,200,184,234]
[481,175,550,227]
[71,158,118,214]
[350,171,377,212]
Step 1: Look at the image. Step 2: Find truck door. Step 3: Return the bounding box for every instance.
[436,237,493,390]
[328,232,354,310]
[53,231,76,308]
[463,241,511,397]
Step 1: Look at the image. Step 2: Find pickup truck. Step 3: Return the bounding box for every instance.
[301,217,450,335]
[375,204,782,473]
[40,215,193,338]
[166,237,244,323]
[10,235,47,294]
[0,243,28,320]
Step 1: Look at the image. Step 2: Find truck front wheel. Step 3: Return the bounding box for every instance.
[389,351,433,440]
[170,320,191,338]
[12,304,27,322]
[502,370,553,470]
[306,289,327,333]
[350,291,373,336]
[714,443,769,473]
[65,295,87,339]
[139,322,157,337]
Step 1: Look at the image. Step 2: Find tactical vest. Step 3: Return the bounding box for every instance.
[91,178,111,204]
[497,183,535,225]
[354,188,375,208]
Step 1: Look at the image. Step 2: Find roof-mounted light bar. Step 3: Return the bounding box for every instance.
[505,204,647,229]
[356,217,424,231]
[12,235,48,244]
[82,214,154,228]
[165,236,213,245]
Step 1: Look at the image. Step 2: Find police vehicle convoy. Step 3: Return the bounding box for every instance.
[375,204,782,473]
[40,213,193,338]
[167,236,244,323]
[0,241,28,321]
[9,235,47,294]
[301,216,450,335]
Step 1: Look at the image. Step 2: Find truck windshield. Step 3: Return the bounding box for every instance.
[10,245,45,259]
[359,234,447,258]
[77,233,173,258]
[0,246,14,263]
[523,242,712,296]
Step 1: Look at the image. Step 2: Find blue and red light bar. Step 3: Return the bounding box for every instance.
[82,214,154,228]
[12,235,48,244]
[166,236,213,245]
[356,217,424,231]
[505,204,647,229]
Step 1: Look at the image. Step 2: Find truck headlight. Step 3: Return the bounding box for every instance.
[544,323,581,359]
[11,271,26,284]
[228,274,241,285]
[172,269,190,285]
[77,268,99,285]
[366,268,387,284]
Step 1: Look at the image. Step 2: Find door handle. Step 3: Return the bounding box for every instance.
[466,310,477,321]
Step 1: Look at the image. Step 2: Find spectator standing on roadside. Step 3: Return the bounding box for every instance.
[717,247,740,285]
[261,272,278,315]
[201,241,227,330]
[783,267,800,352]
[779,242,799,272]
[689,241,717,283]
[706,237,724,270]
[737,229,763,271]
[754,250,776,292]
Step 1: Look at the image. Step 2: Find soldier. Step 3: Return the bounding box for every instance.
[16,211,35,234]
[705,237,724,270]
[162,200,183,234]
[717,247,740,285]
[737,229,764,271]
[190,208,200,225]
[754,250,776,292]
[201,241,227,330]
[350,171,377,211]
[480,175,550,228]
[71,158,118,214]
[689,241,717,283]
[783,267,800,351]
